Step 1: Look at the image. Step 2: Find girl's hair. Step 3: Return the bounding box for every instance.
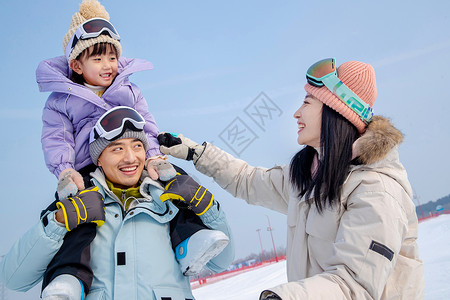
[289,104,360,213]
[71,42,118,84]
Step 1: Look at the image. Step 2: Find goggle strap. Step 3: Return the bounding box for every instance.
[80,28,120,41]
[322,76,373,124]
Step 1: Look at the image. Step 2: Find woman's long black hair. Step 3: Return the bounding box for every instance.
[289,104,360,213]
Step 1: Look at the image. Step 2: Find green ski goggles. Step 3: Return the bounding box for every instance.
[306,58,373,125]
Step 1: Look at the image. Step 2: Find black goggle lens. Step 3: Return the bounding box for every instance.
[100,108,144,132]
[83,19,117,35]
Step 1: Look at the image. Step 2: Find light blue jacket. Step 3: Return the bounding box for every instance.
[0,169,234,299]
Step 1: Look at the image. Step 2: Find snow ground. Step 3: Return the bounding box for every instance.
[193,214,450,300]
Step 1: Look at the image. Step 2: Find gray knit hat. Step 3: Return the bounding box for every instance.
[89,129,149,165]
[63,0,122,62]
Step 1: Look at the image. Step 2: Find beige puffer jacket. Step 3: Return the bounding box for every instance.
[194,116,424,300]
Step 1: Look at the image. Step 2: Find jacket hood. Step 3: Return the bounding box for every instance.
[354,116,404,165]
[351,116,413,198]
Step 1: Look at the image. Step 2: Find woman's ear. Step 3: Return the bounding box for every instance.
[70,59,83,75]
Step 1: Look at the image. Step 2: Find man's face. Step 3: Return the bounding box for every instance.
[97,138,146,189]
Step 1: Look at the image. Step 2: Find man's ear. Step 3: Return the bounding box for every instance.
[70,59,83,75]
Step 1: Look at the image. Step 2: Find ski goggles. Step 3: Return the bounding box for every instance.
[306,58,373,125]
[90,106,145,143]
[65,18,121,60]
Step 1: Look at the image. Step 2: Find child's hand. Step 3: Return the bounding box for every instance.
[146,157,177,181]
[57,168,85,200]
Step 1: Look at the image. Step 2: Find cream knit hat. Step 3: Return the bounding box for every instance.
[62,0,122,62]
[304,61,377,133]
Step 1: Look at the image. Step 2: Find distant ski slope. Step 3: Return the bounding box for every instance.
[193,214,450,300]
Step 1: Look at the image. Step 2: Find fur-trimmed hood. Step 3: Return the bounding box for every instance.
[354,116,404,165]
[351,115,413,198]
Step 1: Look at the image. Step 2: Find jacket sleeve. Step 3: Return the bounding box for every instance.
[132,83,162,158]
[265,173,410,300]
[195,143,291,215]
[41,94,76,178]
[0,212,67,292]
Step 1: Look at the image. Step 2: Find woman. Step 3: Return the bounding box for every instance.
[159,58,424,299]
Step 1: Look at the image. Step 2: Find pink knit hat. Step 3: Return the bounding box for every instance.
[304,60,377,133]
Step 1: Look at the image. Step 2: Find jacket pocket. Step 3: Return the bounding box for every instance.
[153,286,194,300]
[382,254,424,299]
[305,205,338,242]
[86,288,106,300]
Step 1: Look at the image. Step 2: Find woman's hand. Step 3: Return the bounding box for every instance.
[260,291,282,300]
[158,133,205,163]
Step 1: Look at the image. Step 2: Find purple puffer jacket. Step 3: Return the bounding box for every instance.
[37,55,162,178]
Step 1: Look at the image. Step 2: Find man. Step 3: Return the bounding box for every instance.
[0,107,234,299]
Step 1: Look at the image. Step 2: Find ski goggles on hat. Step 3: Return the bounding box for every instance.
[65,18,121,60]
[89,106,145,143]
[306,58,373,125]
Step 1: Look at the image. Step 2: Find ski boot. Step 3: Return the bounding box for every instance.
[175,229,229,276]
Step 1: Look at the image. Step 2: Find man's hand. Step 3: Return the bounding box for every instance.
[57,168,85,200]
[160,175,213,216]
[158,133,205,163]
[56,186,105,231]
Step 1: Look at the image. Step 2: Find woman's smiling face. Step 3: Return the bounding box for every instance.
[293,94,323,148]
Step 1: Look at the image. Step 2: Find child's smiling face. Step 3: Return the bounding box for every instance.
[70,43,118,87]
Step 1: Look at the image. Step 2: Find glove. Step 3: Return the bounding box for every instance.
[160,175,213,215]
[57,168,85,200]
[158,133,205,163]
[260,291,282,300]
[56,186,105,231]
[146,156,177,181]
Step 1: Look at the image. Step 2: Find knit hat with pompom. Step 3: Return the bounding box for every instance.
[62,0,122,62]
[304,60,377,133]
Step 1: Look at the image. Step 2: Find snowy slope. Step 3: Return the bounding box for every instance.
[417,214,450,300]
[193,214,450,300]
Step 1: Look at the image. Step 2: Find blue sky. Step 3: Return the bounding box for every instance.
[1,0,450,298]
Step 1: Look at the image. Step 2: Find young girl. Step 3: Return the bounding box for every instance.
[38,1,165,191]
[159,58,425,299]
[38,1,229,299]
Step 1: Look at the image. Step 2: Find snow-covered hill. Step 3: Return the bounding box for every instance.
[193,214,450,300]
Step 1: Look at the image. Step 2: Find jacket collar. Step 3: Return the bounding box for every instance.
[90,168,178,219]
[36,56,153,108]
[90,168,162,204]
